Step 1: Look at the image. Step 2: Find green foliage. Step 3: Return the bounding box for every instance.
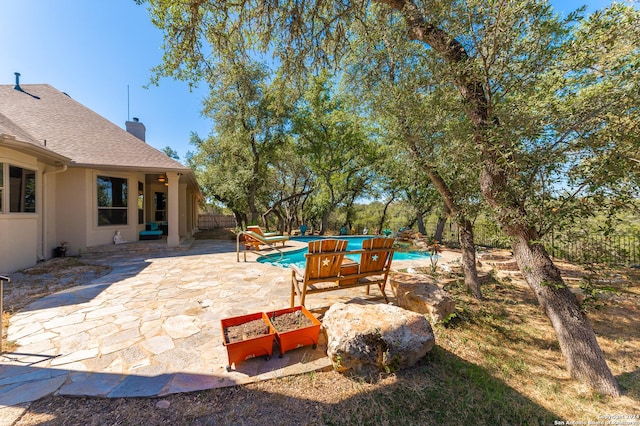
[291,72,379,232]
[189,59,295,225]
[143,0,639,243]
[161,146,180,160]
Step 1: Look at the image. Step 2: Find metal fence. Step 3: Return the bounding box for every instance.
[461,223,639,266]
[547,232,639,266]
[290,218,639,266]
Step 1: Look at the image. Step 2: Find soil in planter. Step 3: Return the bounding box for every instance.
[270,311,314,333]
[224,319,270,344]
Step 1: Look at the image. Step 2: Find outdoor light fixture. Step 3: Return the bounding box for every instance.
[158,175,166,183]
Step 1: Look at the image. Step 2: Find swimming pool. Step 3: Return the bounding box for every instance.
[257,236,432,268]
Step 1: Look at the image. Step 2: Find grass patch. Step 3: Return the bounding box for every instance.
[317,347,555,425]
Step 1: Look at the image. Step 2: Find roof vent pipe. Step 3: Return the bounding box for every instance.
[14,72,23,91]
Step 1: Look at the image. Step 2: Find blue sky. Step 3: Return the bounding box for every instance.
[1,0,617,162]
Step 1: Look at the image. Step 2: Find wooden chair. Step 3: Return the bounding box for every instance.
[290,237,395,308]
[358,237,395,301]
[290,239,349,307]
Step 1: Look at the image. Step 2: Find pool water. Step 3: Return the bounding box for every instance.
[257,236,432,268]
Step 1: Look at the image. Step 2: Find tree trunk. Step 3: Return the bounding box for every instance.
[434,203,450,242]
[378,194,395,234]
[420,167,482,299]
[320,210,330,235]
[458,217,482,299]
[233,211,246,230]
[248,193,259,225]
[511,235,620,396]
[416,211,426,234]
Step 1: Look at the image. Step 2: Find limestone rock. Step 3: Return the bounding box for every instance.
[156,400,170,409]
[414,239,430,249]
[323,303,435,377]
[390,272,455,324]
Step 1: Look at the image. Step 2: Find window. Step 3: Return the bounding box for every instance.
[97,175,128,226]
[9,165,36,213]
[138,181,144,225]
[154,192,166,221]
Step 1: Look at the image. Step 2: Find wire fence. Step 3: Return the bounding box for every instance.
[459,223,639,267]
[295,219,639,266]
[547,232,639,266]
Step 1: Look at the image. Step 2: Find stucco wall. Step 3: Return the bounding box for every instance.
[0,216,38,274]
[0,147,41,273]
[54,168,88,255]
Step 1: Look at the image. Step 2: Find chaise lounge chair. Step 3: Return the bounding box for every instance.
[243,231,289,249]
[247,225,281,238]
[236,228,290,261]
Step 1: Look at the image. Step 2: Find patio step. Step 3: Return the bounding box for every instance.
[84,237,194,255]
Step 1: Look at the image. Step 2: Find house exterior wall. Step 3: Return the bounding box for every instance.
[42,163,67,261]
[53,168,149,253]
[179,183,188,237]
[0,215,38,274]
[1,146,200,274]
[0,147,41,273]
[186,187,197,236]
[54,168,88,256]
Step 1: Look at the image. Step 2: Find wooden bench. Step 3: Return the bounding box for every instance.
[290,238,395,308]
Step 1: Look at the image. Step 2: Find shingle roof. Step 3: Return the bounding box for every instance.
[0,84,190,172]
[0,111,71,164]
[0,111,39,143]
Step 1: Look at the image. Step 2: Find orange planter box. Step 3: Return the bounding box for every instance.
[221,312,276,370]
[267,306,322,357]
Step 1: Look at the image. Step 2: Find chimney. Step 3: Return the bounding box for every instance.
[125,117,146,142]
[14,72,23,91]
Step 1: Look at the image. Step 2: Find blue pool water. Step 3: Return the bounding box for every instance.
[257,236,432,268]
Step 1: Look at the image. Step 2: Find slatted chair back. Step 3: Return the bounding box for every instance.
[360,237,395,273]
[247,225,280,237]
[305,239,348,281]
[247,225,265,236]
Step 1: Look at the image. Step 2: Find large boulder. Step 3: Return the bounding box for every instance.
[389,272,456,324]
[323,302,435,377]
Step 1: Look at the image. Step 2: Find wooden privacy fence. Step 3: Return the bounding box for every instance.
[198,214,237,229]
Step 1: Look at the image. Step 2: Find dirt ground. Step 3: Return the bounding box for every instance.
[2,239,639,425]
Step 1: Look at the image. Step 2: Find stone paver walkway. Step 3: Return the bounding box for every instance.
[0,237,452,421]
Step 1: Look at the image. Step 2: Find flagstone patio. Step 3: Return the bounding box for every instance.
[0,237,455,409]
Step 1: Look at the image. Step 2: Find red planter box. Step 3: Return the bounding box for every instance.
[267,306,322,357]
[221,312,276,370]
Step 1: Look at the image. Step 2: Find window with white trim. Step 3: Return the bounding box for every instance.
[97,175,128,226]
[7,164,36,213]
